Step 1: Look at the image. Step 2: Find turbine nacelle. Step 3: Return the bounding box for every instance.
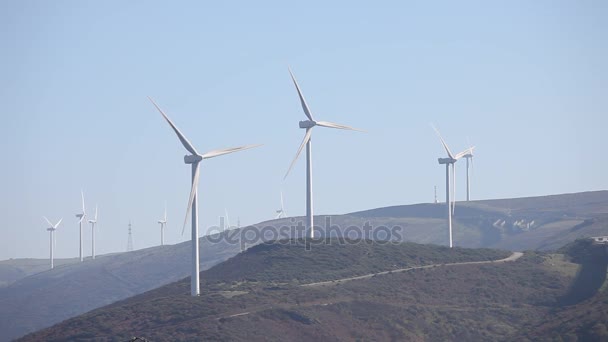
[184,154,203,164]
[438,157,457,164]
[299,120,316,129]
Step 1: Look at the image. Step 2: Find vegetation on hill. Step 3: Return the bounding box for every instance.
[202,238,510,286]
[516,240,608,341]
[19,240,583,342]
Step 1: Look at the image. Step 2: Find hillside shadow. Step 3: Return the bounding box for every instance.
[558,243,608,306]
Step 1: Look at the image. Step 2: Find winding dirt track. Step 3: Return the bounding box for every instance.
[301,252,524,288]
[216,252,524,321]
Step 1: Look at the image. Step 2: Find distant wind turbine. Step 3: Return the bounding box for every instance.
[149,97,261,297]
[43,216,62,269]
[88,205,98,259]
[275,191,286,219]
[284,68,364,238]
[75,190,86,262]
[432,125,471,248]
[157,202,167,246]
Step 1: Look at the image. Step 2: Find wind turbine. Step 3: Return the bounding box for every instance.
[275,191,286,219]
[88,205,98,259]
[75,190,86,262]
[432,125,470,248]
[43,217,62,269]
[149,97,261,297]
[284,68,364,239]
[157,202,167,246]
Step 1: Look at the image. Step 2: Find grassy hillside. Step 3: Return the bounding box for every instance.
[19,239,582,341]
[0,257,80,288]
[516,240,608,341]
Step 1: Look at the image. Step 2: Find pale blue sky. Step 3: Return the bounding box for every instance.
[1,0,606,260]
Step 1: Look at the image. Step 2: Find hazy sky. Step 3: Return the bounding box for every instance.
[1,0,606,260]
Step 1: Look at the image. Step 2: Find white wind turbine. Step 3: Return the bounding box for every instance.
[284,68,364,239]
[75,190,86,262]
[43,217,62,269]
[432,125,471,248]
[157,202,167,246]
[88,205,98,259]
[149,97,261,297]
[275,191,286,219]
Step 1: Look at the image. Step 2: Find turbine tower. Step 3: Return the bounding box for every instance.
[432,125,471,248]
[157,202,167,246]
[284,68,364,239]
[462,147,475,201]
[43,217,62,269]
[88,205,98,259]
[275,191,286,219]
[75,190,86,262]
[149,97,261,297]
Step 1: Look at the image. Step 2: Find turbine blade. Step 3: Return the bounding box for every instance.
[182,162,201,236]
[43,216,53,227]
[284,128,312,179]
[288,67,314,121]
[94,205,98,221]
[280,191,284,212]
[454,146,475,160]
[430,124,455,159]
[148,96,200,156]
[201,144,262,159]
[164,201,167,221]
[315,121,365,132]
[55,218,63,229]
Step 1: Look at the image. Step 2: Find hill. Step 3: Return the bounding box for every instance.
[342,190,608,250]
[0,237,241,341]
[3,190,608,340]
[19,239,589,341]
[515,239,608,341]
[0,257,80,288]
